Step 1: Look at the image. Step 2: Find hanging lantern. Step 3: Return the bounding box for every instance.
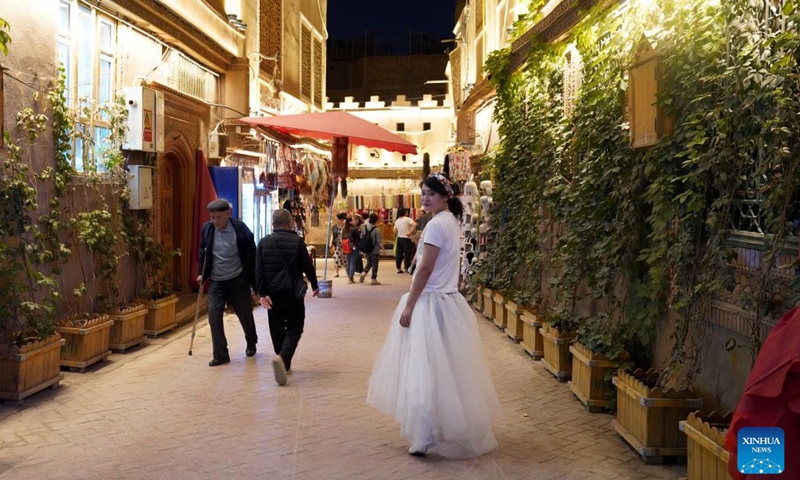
[331,136,349,177]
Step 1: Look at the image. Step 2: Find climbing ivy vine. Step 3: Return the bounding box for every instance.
[479,0,800,387]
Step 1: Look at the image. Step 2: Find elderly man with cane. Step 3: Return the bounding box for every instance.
[196,199,259,367]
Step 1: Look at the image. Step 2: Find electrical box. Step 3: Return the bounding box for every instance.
[128,165,154,210]
[123,87,165,152]
[208,133,227,159]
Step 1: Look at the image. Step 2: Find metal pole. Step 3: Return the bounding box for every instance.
[322,178,335,281]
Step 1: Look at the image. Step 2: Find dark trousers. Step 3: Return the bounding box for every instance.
[395,237,415,271]
[267,293,305,371]
[207,273,257,361]
[364,253,380,279]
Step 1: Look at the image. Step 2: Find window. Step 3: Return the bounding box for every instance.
[58,0,117,172]
[396,123,405,132]
[423,122,431,131]
[300,20,325,108]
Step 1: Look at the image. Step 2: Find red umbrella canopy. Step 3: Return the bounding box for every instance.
[240,111,418,155]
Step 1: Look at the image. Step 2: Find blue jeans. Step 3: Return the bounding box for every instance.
[346,251,361,279]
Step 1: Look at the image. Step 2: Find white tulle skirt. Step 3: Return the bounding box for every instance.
[367,291,501,459]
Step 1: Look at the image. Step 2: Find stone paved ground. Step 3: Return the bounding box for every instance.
[0,261,687,479]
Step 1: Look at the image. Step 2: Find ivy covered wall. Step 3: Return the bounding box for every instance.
[477,0,800,408]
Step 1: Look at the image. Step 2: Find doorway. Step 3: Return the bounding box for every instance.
[159,149,190,293]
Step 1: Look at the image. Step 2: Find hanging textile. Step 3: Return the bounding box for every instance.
[277,143,298,189]
[345,193,421,211]
[449,150,472,182]
[331,136,349,177]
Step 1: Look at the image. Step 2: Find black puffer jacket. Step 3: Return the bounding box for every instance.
[255,229,318,297]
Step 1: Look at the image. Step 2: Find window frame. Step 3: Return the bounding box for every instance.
[57,0,117,173]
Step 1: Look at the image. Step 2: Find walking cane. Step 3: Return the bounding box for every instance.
[188,250,208,356]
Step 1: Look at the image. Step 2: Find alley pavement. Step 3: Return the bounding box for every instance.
[0,260,686,480]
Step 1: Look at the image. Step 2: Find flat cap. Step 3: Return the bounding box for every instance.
[207,199,231,212]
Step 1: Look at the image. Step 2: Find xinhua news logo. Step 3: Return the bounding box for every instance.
[738,427,785,475]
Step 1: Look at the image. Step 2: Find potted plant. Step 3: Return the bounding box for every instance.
[0,129,64,401]
[0,38,66,400]
[55,94,123,372]
[539,310,578,381]
[679,411,733,480]
[492,289,507,331]
[125,208,180,337]
[92,95,149,352]
[568,314,632,412]
[520,306,545,360]
[612,368,702,463]
[504,294,524,342]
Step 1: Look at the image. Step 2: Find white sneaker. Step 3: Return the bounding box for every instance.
[272,356,288,386]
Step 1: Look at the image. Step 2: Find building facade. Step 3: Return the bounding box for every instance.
[1,0,326,313]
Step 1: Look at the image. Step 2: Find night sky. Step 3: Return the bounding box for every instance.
[327,0,459,39]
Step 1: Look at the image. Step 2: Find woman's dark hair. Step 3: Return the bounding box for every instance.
[397,207,408,217]
[336,212,347,221]
[421,174,463,221]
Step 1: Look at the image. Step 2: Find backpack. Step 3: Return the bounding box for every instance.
[341,238,353,254]
[357,225,375,253]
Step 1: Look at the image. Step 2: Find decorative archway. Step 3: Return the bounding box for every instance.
[149,84,210,294]
[156,133,193,293]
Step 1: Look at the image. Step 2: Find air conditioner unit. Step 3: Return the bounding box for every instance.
[123,87,165,152]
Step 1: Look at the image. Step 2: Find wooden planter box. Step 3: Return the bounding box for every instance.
[0,334,65,403]
[504,301,524,342]
[540,324,575,381]
[473,286,484,312]
[492,292,507,330]
[108,304,147,352]
[56,315,114,372]
[520,309,544,360]
[679,412,733,480]
[568,342,618,412]
[482,288,494,321]
[612,369,703,463]
[144,294,178,337]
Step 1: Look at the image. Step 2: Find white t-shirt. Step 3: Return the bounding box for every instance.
[416,211,460,293]
[394,216,416,238]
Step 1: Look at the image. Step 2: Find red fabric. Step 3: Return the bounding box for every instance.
[240,111,418,155]
[342,238,353,254]
[331,136,349,177]
[724,307,800,478]
[189,150,218,292]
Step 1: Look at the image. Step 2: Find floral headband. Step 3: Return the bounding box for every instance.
[427,172,454,198]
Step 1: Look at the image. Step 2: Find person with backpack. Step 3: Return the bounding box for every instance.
[255,209,319,386]
[359,212,383,285]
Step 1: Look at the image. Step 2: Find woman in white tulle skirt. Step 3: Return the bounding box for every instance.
[367,172,501,458]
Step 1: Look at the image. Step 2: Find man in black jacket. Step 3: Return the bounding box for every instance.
[197,199,258,367]
[256,208,319,386]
